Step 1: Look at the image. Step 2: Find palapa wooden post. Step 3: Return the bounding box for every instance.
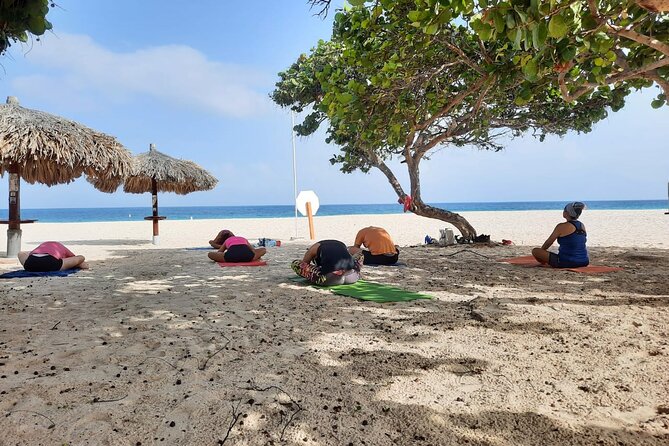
[8,165,20,230]
[151,178,160,243]
[6,164,22,256]
[306,201,315,240]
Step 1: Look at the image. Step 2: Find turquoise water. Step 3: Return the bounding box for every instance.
[1,200,666,223]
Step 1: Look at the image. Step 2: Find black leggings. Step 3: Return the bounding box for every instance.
[362,249,399,265]
[24,254,63,272]
[224,245,255,263]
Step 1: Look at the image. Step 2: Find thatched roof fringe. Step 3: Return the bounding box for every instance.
[121,145,218,195]
[0,98,132,191]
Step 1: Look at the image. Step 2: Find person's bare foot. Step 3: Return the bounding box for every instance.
[79,262,90,269]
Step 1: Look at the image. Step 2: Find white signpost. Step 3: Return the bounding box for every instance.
[296,190,319,240]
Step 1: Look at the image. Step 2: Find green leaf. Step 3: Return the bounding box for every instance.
[348,0,367,6]
[548,15,569,39]
[560,46,576,61]
[27,15,47,35]
[513,28,522,49]
[424,23,439,35]
[522,58,539,81]
[493,11,505,33]
[534,22,548,48]
[337,92,354,104]
[506,13,516,29]
[651,99,665,109]
[407,11,423,22]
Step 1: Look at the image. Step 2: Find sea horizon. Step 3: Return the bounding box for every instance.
[1,199,666,223]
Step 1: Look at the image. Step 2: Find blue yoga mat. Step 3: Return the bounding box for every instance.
[0,269,79,279]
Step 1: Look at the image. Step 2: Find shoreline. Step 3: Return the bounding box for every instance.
[1,199,667,224]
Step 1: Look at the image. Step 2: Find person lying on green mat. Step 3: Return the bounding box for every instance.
[292,239,363,286]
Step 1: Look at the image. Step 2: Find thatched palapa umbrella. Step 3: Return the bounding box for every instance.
[0,96,132,257]
[123,144,218,244]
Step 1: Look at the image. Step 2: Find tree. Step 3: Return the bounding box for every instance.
[309,1,669,108]
[0,0,54,55]
[274,3,624,238]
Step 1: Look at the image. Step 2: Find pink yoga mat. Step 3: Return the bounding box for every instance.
[498,256,622,274]
[218,260,268,267]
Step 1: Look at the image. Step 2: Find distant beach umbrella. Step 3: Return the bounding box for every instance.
[0,96,132,257]
[120,143,218,244]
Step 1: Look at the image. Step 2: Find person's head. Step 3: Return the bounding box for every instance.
[563,202,585,220]
[218,229,234,243]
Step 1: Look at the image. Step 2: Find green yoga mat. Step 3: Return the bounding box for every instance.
[290,277,432,303]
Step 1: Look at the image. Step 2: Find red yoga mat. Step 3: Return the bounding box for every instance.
[498,256,622,274]
[218,260,268,267]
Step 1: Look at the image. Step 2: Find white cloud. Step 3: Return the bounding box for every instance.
[10,33,271,117]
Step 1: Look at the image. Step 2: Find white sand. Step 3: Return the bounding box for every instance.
[2,209,668,260]
[0,210,668,445]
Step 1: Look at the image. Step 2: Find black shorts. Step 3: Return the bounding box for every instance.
[548,252,589,268]
[362,249,399,265]
[24,254,63,272]
[224,245,254,263]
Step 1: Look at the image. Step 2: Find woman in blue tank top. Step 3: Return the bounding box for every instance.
[532,202,589,268]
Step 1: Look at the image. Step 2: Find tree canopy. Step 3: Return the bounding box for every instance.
[310,0,669,108]
[0,0,54,55]
[275,2,625,238]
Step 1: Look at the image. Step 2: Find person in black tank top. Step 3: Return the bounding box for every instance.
[532,202,589,268]
[291,240,362,286]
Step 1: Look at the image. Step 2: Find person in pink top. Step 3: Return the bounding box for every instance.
[207,231,266,263]
[18,241,88,272]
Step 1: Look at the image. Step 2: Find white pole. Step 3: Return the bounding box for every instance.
[291,111,299,237]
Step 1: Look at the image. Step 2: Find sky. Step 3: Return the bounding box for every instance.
[0,0,667,210]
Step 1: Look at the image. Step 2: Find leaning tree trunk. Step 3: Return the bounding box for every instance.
[410,198,477,240]
[369,152,478,240]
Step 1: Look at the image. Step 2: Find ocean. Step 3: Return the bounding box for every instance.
[1,200,666,223]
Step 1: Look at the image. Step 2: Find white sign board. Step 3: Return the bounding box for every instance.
[296,190,319,216]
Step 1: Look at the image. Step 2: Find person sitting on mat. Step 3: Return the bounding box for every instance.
[349,226,399,265]
[532,202,589,268]
[209,229,234,249]
[208,232,266,263]
[18,241,89,272]
[292,239,362,286]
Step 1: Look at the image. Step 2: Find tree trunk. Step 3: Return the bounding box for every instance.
[412,199,477,240]
[368,153,478,240]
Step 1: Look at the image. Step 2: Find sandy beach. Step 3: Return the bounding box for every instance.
[0,210,668,445]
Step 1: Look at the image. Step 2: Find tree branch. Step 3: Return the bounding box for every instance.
[367,152,407,199]
[559,57,669,102]
[415,75,488,132]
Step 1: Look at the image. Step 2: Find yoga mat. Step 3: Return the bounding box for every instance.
[498,256,622,274]
[0,269,79,279]
[185,247,214,251]
[330,281,432,303]
[218,260,267,267]
[290,277,431,303]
